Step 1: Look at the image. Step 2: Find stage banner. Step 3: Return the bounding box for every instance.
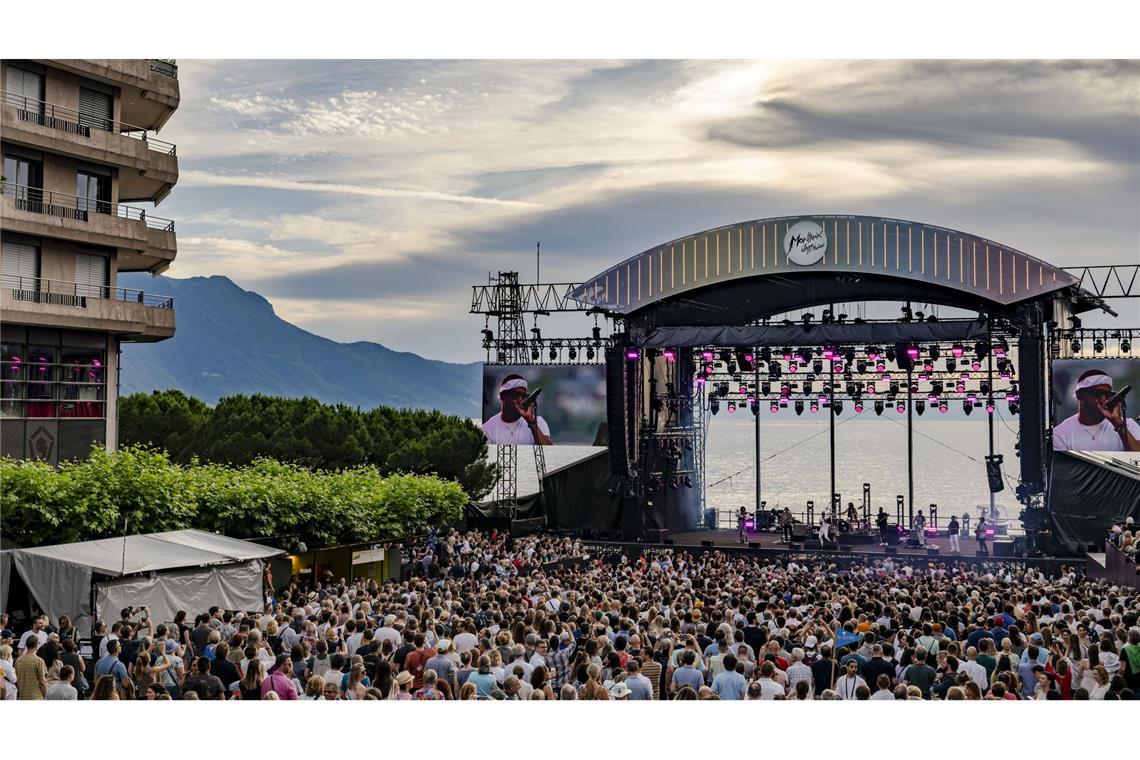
[1051,359,1140,453]
[481,364,607,446]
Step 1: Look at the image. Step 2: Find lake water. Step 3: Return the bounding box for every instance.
[499,415,1024,526]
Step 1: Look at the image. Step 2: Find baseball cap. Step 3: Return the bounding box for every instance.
[805,636,818,649]
[437,639,452,652]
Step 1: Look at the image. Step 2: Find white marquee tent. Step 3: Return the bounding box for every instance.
[0,529,283,635]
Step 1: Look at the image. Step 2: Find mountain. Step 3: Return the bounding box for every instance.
[118,274,481,416]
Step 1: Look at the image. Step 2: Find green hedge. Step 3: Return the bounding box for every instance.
[0,446,467,549]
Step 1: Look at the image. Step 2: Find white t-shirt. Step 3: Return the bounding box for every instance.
[1052,415,1140,452]
[482,414,551,445]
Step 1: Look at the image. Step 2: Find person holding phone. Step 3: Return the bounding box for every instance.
[482,375,554,445]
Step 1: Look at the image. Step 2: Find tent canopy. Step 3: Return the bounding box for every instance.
[12,529,283,577]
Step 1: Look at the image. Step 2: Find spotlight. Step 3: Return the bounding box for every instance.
[592,326,602,343]
[854,400,864,413]
[531,347,541,360]
[874,400,885,416]
[867,383,876,394]
[906,346,920,360]
[963,400,973,415]
[915,400,925,415]
[761,382,771,395]
[727,402,737,414]
[946,358,957,372]
[481,329,494,343]
[794,400,804,416]
[951,343,964,358]
[985,399,995,414]
[867,348,880,361]
[586,346,595,360]
[702,350,714,362]
[938,402,948,414]
[896,402,906,413]
[663,349,675,362]
[1008,401,1019,414]
[810,402,819,414]
[626,349,639,361]
[710,399,719,415]
[929,345,940,361]
[789,361,799,373]
[886,348,896,363]
[549,345,559,360]
[876,361,886,373]
[683,475,694,489]
[770,401,779,414]
[1094,337,1104,353]
[1122,337,1132,353]
[857,360,868,373]
[750,400,759,416]
[568,346,577,360]
[812,360,823,375]
[833,400,844,416]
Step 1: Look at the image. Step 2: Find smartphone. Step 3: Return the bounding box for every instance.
[521,388,542,409]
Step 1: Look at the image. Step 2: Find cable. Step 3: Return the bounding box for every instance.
[707,414,860,489]
[881,415,1019,489]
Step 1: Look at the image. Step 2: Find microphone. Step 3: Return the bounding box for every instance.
[521,388,543,410]
[1105,385,1131,410]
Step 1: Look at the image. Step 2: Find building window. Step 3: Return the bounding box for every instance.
[2,240,40,290]
[4,65,43,116]
[76,170,111,218]
[3,154,43,210]
[0,342,106,420]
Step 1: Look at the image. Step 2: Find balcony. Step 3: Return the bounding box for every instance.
[0,274,175,341]
[42,60,179,131]
[1,91,178,204]
[1,185,176,273]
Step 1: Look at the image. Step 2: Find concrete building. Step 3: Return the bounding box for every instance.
[1,59,180,463]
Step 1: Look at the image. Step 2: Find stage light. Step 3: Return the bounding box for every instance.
[985,399,995,414]
[789,361,798,373]
[939,402,948,414]
[481,329,494,343]
[668,478,679,490]
[885,348,896,363]
[568,346,578,360]
[897,402,906,413]
[845,347,855,363]
[874,401,885,416]
[956,382,966,393]
[727,402,736,414]
[710,399,719,415]
[626,349,639,361]
[739,384,749,394]
[963,400,973,415]
[760,347,772,362]
[876,361,886,373]
[995,339,1008,358]
[845,382,857,396]
[1008,401,1019,414]
[761,382,771,395]
[930,345,940,361]
[980,381,991,394]
[782,348,793,361]
[823,346,835,360]
[867,348,880,361]
[917,374,928,383]
[803,381,813,394]
[946,358,957,372]
[867,383,876,394]
[971,360,982,371]
[833,400,843,416]
[802,312,814,328]
[592,325,602,343]
[952,343,964,358]
[1094,337,1104,353]
[915,400,925,415]
[854,400,864,413]
[1122,338,1132,353]
[810,402,819,414]
[794,400,804,416]
[906,346,920,360]
[663,349,675,362]
[750,400,759,416]
[550,346,559,360]
[586,346,595,360]
[833,362,844,372]
[812,360,823,375]
[695,376,705,386]
[889,382,900,395]
[1069,337,1081,353]
[857,360,867,373]
[923,362,933,373]
[909,382,919,394]
[531,347,541,360]
[770,401,779,414]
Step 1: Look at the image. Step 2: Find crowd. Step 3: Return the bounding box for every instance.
[2,529,1138,701]
[1109,516,1136,559]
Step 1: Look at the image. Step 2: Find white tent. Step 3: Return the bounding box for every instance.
[0,530,283,635]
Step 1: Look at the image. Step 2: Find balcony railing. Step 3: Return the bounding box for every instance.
[149,59,178,79]
[2,184,175,232]
[2,91,177,156]
[3,274,174,309]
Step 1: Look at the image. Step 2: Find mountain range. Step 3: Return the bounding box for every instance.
[118,274,481,416]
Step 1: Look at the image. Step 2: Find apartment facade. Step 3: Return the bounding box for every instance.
[1,59,180,463]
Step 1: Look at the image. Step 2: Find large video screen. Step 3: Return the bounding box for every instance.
[482,364,607,446]
[1052,359,1140,452]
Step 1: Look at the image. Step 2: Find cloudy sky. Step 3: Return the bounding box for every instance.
[155,60,1139,362]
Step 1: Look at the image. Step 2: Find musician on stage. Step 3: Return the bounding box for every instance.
[845,501,859,529]
[876,508,889,546]
[779,508,793,543]
[737,506,748,544]
[913,509,927,548]
[818,510,830,543]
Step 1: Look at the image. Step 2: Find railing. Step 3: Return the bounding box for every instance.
[148,59,178,79]
[1,91,177,156]
[2,274,174,309]
[2,184,175,232]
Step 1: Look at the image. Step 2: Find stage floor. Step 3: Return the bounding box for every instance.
[669,528,1010,559]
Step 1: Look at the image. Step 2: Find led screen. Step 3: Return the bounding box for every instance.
[481,364,607,446]
[1051,359,1140,453]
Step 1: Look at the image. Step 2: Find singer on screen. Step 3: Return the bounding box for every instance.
[1052,368,1140,452]
[482,374,554,445]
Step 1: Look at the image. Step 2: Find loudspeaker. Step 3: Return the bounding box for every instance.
[885,527,901,546]
[621,495,644,541]
[884,546,898,554]
[804,539,822,550]
[905,538,922,548]
[791,524,811,540]
[993,539,1016,557]
[927,547,940,556]
[986,457,1005,493]
[1017,320,1046,486]
[606,347,630,476]
[645,528,669,543]
[789,542,803,551]
[700,540,714,548]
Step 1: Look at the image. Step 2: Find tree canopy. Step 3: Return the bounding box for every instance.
[118,391,496,499]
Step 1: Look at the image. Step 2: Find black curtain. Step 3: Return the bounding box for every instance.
[544,450,623,532]
[631,319,989,348]
[1048,452,1140,550]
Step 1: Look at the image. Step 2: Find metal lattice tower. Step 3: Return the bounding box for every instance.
[487,272,548,514]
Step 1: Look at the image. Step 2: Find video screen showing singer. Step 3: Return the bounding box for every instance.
[482,374,554,445]
[1052,368,1140,452]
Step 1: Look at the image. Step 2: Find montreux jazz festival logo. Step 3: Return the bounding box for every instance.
[784,220,828,265]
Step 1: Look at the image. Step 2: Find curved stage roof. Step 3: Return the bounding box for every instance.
[570,215,1081,321]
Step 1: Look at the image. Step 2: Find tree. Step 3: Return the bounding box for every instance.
[119,389,210,462]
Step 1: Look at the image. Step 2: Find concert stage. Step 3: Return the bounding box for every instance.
[669,528,1010,559]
